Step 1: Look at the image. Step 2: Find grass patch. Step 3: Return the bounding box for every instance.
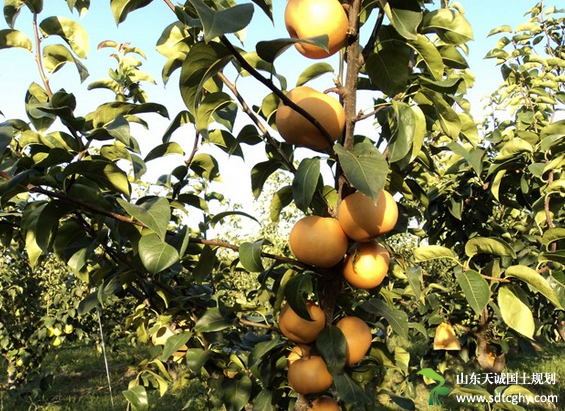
[0,341,208,411]
[1,341,564,410]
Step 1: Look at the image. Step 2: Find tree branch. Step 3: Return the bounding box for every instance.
[0,170,309,269]
[217,72,296,173]
[219,36,335,147]
[337,0,363,200]
[32,13,53,97]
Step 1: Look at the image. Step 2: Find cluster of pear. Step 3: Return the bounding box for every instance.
[289,189,398,288]
[275,0,349,151]
[276,1,398,408]
[279,301,372,408]
[280,189,398,405]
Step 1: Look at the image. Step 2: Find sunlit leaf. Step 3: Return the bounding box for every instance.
[334,142,388,201]
[498,285,535,339]
[292,157,320,213]
[456,270,490,316]
[122,385,148,411]
[316,326,347,374]
[111,0,153,25]
[118,197,170,240]
[465,237,516,259]
[189,0,254,43]
[39,16,89,59]
[505,265,563,309]
[240,240,264,272]
[296,62,334,86]
[414,245,458,262]
[0,29,32,51]
[43,44,89,82]
[63,159,131,198]
[138,233,179,274]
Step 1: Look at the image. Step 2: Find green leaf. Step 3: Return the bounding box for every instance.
[408,34,444,80]
[138,234,179,274]
[379,390,416,410]
[296,63,334,87]
[26,82,55,132]
[361,298,408,340]
[0,29,32,51]
[422,8,474,45]
[239,240,264,272]
[122,385,148,411]
[284,272,313,321]
[39,16,89,59]
[249,0,271,18]
[189,0,254,43]
[292,158,320,213]
[222,375,252,411]
[334,142,388,201]
[333,372,372,404]
[379,0,422,41]
[251,160,282,199]
[252,390,275,411]
[495,138,533,161]
[118,197,170,240]
[455,270,491,316]
[190,153,221,181]
[91,101,168,129]
[542,228,565,248]
[4,0,26,28]
[498,285,535,339]
[36,200,76,253]
[43,44,89,82]
[159,331,192,361]
[248,336,282,369]
[256,36,329,63]
[488,25,512,36]
[192,245,217,282]
[111,0,153,25]
[316,326,347,374]
[505,265,563,310]
[195,307,235,332]
[366,47,410,96]
[209,129,244,158]
[438,45,469,69]
[179,42,232,113]
[388,101,416,163]
[426,92,461,138]
[63,159,131,198]
[210,211,260,228]
[162,111,194,143]
[270,185,293,222]
[185,348,214,373]
[465,237,516,259]
[144,142,183,162]
[195,91,233,135]
[413,245,458,262]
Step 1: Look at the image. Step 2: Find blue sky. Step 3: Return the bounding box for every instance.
[0,1,535,211]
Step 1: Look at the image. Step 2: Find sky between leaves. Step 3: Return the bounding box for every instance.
[0,0,532,213]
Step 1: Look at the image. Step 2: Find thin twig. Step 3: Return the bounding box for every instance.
[354,104,389,122]
[239,318,272,330]
[361,7,385,65]
[219,36,335,147]
[32,14,53,96]
[217,72,296,173]
[481,275,510,283]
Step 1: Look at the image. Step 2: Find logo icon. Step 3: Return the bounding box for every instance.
[418,368,451,406]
